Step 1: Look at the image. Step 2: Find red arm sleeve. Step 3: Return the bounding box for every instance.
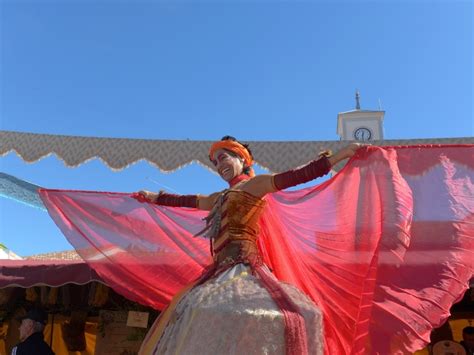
[132,192,198,208]
[155,193,198,208]
[272,156,331,190]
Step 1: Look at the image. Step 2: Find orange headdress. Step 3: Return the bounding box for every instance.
[209,140,255,177]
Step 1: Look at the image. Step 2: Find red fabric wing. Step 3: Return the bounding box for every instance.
[258,145,473,354]
[39,190,211,309]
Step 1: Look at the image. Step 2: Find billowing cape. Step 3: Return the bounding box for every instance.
[39,145,474,354]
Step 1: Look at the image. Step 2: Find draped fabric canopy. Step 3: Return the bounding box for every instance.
[39,145,473,354]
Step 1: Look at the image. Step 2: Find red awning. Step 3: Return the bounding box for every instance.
[0,260,103,288]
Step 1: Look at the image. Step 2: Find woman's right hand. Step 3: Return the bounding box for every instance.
[133,190,158,203]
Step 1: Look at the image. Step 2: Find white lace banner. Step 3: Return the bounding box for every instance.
[1,130,472,173]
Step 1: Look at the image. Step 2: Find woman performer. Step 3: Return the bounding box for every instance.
[38,138,473,354]
[135,136,363,355]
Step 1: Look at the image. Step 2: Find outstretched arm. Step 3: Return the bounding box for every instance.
[244,143,365,197]
[133,190,219,211]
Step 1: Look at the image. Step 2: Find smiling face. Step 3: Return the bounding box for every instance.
[211,149,244,182]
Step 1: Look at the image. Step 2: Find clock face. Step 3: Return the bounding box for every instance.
[354,127,372,141]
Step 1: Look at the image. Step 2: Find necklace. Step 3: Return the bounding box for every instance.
[228,174,250,187]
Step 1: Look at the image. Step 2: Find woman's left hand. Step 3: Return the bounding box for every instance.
[340,143,368,159]
[329,143,369,165]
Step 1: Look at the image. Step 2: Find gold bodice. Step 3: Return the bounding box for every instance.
[212,190,266,266]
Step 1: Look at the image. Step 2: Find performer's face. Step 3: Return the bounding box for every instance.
[212,149,244,181]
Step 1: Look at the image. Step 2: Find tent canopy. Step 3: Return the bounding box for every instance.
[0,260,102,288]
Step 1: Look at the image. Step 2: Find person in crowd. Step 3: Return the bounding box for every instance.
[12,308,54,355]
[461,326,474,355]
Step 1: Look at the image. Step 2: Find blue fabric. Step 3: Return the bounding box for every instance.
[0,172,46,210]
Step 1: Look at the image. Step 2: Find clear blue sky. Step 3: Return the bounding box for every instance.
[0,0,472,256]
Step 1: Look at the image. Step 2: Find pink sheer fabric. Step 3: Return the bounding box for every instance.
[39,145,474,354]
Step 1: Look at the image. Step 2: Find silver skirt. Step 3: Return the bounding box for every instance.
[151,263,324,355]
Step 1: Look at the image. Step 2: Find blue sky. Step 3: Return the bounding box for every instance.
[0,0,472,256]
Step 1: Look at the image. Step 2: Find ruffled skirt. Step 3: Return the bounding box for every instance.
[139,263,323,355]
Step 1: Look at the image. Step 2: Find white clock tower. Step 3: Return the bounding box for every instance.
[337,91,385,141]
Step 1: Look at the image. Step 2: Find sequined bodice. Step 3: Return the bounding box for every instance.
[212,190,266,266]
